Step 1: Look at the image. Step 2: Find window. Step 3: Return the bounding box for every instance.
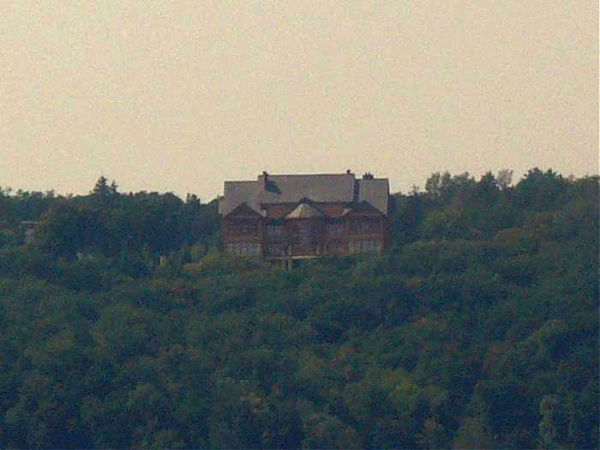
[229,220,259,236]
[226,242,261,257]
[327,222,344,235]
[298,221,312,246]
[241,222,258,235]
[266,244,285,257]
[348,240,382,254]
[348,240,356,254]
[267,224,284,237]
[327,242,346,254]
[350,218,377,234]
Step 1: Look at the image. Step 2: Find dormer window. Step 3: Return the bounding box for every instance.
[267,224,283,237]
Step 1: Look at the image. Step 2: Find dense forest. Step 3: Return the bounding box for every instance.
[0,169,597,448]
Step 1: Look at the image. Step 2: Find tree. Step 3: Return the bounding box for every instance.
[92,176,117,196]
[496,169,513,191]
[514,168,569,210]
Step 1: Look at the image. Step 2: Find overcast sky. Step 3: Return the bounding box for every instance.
[1,1,597,200]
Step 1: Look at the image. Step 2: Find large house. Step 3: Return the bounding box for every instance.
[218,171,390,263]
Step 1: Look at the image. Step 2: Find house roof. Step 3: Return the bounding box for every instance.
[285,201,324,219]
[219,173,389,217]
[358,179,389,216]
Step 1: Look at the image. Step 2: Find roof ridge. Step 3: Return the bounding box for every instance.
[266,173,354,177]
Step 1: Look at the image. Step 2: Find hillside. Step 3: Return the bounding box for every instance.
[0,169,598,448]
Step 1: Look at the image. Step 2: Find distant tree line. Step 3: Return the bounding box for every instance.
[0,168,597,448]
[1,176,219,265]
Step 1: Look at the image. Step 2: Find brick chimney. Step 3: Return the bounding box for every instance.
[262,171,268,190]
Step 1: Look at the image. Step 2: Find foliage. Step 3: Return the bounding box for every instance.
[0,170,597,448]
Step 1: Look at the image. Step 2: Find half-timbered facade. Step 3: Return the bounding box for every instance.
[218,172,390,261]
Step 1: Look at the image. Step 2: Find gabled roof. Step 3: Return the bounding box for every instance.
[221,181,263,216]
[286,201,324,219]
[358,179,389,215]
[227,202,264,218]
[219,173,389,217]
[342,200,386,216]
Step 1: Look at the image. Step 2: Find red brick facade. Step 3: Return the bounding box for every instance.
[219,173,390,260]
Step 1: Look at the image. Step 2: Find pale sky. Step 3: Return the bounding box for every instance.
[1,1,598,200]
